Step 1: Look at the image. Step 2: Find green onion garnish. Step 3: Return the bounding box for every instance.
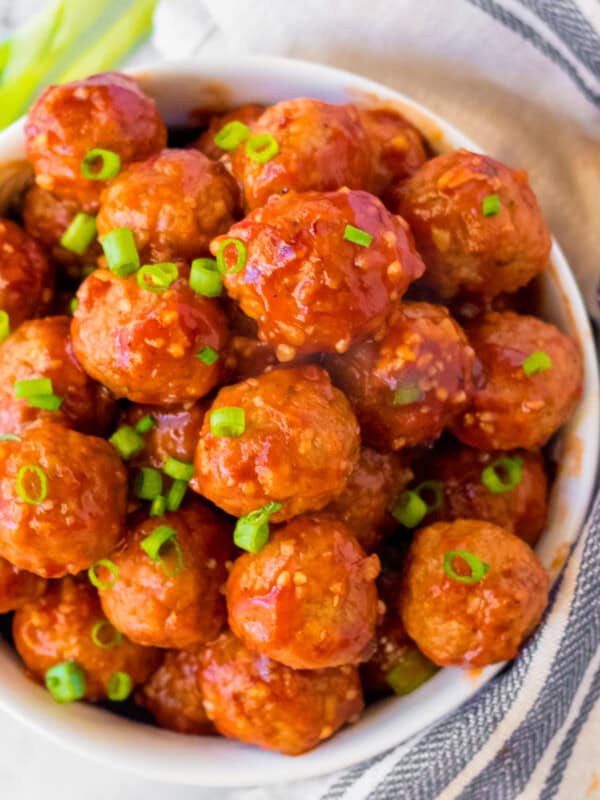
[234,501,282,553]
[386,651,438,695]
[135,414,156,435]
[245,132,279,164]
[26,394,63,411]
[134,467,163,500]
[481,456,523,494]
[88,559,119,590]
[189,258,223,297]
[213,120,250,150]
[163,457,194,482]
[106,671,132,702]
[60,213,97,255]
[216,238,247,275]
[392,481,444,528]
[109,426,143,460]
[0,434,20,441]
[101,228,140,277]
[210,407,246,437]
[81,148,121,181]
[91,620,122,650]
[141,525,183,578]
[150,495,167,518]
[482,194,501,217]
[14,378,53,398]
[443,550,490,584]
[136,262,179,293]
[393,385,423,406]
[522,351,552,376]
[70,298,78,314]
[0,310,10,344]
[197,346,219,365]
[166,479,187,512]
[45,661,86,704]
[343,224,373,247]
[16,465,47,504]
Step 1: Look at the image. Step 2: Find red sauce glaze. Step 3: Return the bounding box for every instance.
[120,402,206,469]
[0,557,46,613]
[195,103,266,161]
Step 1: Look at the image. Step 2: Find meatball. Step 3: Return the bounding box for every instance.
[97,149,239,263]
[426,446,548,546]
[195,103,265,161]
[200,632,363,755]
[192,366,360,521]
[0,422,127,577]
[0,316,116,436]
[136,647,213,734]
[227,515,380,669]
[321,448,413,552]
[99,501,231,649]
[212,190,425,359]
[399,519,549,667]
[13,577,161,701]
[0,557,46,613]
[451,311,583,449]
[394,149,551,299]
[228,98,372,209]
[25,72,166,211]
[325,302,475,450]
[71,266,228,405]
[120,402,206,470]
[0,218,53,330]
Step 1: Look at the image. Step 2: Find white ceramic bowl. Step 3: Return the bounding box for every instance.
[0,56,597,787]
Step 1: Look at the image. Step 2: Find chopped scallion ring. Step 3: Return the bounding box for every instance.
[386,650,438,695]
[91,620,122,650]
[16,465,47,504]
[101,227,140,277]
[522,350,552,376]
[216,238,247,275]
[14,378,53,399]
[0,310,10,344]
[26,394,63,411]
[45,662,86,703]
[141,525,183,577]
[392,385,423,406]
[136,262,179,292]
[88,559,119,590]
[210,406,246,437]
[234,501,282,553]
[0,434,20,441]
[134,467,163,500]
[343,224,373,247]
[106,671,132,702]
[150,495,167,517]
[109,426,143,460]
[60,213,97,255]
[482,194,501,217]
[166,479,187,512]
[163,457,194,482]
[135,414,156,435]
[196,346,219,365]
[245,132,279,163]
[70,297,78,314]
[443,550,490,584]
[481,456,523,494]
[213,120,250,150]
[81,148,121,180]
[190,258,223,297]
[392,480,444,528]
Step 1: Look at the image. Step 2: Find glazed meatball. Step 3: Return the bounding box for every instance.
[71,265,228,405]
[13,578,161,701]
[0,557,46,613]
[228,98,372,209]
[200,632,364,755]
[321,448,413,552]
[399,519,549,667]
[0,316,116,436]
[451,311,582,449]
[0,218,53,330]
[426,446,548,546]
[25,72,166,211]
[195,103,265,161]
[192,366,360,520]
[136,647,213,734]
[97,149,239,263]
[212,190,425,359]
[120,402,206,470]
[0,422,127,577]
[227,515,380,669]
[325,302,475,450]
[99,502,231,649]
[395,149,551,299]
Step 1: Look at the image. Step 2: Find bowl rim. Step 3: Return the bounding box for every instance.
[0,54,597,787]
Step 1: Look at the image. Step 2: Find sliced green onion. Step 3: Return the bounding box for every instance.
[166,479,187,512]
[443,550,490,584]
[109,426,143,460]
[386,650,438,695]
[234,501,282,553]
[81,148,121,181]
[101,227,140,277]
[45,662,86,704]
[14,378,52,398]
[393,385,423,406]
[106,671,132,702]
[91,620,122,650]
[0,434,20,441]
[210,407,246,437]
[482,194,501,217]
[135,414,156,435]
[196,346,219,365]
[481,456,523,494]
[163,457,194,482]
[70,297,78,314]
[343,224,373,247]
[414,481,444,511]
[245,132,279,163]
[88,559,119,590]
[60,213,97,256]
[134,467,163,500]
[216,238,247,275]
[522,351,552,376]
[150,495,167,518]
[190,257,223,297]
[0,310,10,344]
[392,490,427,528]
[16,465,47,504]
[213,120,250,150]
[26,394,63,411]
[136,262,179,293]
[141,525,183,578]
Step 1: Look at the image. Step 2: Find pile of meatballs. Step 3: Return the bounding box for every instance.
[0,71,583,756]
